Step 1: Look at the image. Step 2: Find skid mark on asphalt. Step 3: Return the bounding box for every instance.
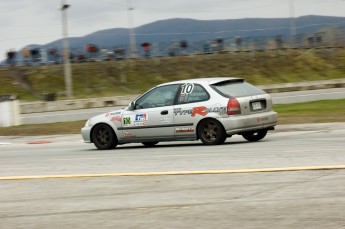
[1,165,345,181]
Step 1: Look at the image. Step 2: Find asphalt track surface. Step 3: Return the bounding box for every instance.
[1,123,345,228]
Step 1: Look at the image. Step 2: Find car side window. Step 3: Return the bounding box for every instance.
[135,84,179,109]
[177,83,210,104]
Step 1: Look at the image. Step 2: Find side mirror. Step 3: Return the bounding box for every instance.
[128,101,135,111]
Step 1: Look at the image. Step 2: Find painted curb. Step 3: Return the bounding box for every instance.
[27,140,52,144]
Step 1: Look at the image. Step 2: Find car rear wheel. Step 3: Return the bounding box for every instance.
[242,130,267,142]
[198,119,227,145]
[142,142,159,147]
[92,124,117,150]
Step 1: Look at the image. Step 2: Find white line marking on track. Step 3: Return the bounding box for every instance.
[0,142,12,145]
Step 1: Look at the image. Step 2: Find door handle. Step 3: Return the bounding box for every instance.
[161,110,168,115]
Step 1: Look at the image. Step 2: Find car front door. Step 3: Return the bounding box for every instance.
[120,84,180,141]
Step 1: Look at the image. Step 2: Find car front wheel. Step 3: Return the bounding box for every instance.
[242,130,267,142]
[92,124,117,150]
[198,119,227,145]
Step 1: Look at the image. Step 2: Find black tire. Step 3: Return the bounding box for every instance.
[92,124,117,150]
[198,119,227,145]
[141,142,159,147]
[242,130,267,142]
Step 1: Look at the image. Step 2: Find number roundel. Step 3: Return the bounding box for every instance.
[181,83,194,94]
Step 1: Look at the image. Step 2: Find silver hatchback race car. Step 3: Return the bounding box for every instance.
[81,77,277,150]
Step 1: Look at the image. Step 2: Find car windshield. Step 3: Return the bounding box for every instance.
[211,80,266,98]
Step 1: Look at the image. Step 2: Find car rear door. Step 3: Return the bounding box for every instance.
[173,83,211,137]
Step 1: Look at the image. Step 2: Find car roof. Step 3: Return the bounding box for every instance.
[157,77,244,87]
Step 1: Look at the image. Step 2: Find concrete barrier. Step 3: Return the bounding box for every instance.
[259,78,345,93]
[20,95,139,114]
[0,95,21,127]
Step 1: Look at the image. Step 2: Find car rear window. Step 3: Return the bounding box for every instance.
[211,81,266,98]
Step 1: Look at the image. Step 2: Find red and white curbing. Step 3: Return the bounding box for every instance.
[0,140,53,145]
[27,140,52,144]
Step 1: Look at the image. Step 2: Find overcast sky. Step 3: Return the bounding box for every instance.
[1,0,344,58]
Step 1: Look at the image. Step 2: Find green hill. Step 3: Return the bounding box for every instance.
[27,15,345,53]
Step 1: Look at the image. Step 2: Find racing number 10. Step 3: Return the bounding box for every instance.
[181,83,194,94]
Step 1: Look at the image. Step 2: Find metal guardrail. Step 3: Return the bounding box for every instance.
[20,95,139,114]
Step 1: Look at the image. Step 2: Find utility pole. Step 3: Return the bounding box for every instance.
[61,0,73,98]
[127,0,137,58]
[289,0,296,47]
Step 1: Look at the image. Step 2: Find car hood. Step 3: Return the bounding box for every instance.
[89,109,124,125]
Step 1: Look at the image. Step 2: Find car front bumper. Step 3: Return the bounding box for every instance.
[81,126,92,143]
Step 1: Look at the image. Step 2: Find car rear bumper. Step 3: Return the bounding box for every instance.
[220,111,278,135]
[81,126,92,143]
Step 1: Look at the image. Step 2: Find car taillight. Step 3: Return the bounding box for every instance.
[227,98,241,115]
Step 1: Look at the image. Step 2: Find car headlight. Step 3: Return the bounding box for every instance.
[85,119,90,127]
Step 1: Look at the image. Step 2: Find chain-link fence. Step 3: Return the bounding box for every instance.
[2,25,345,67]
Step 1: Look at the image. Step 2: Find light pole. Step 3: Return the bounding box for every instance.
[127,0,137,58]
[61,0,73,99]
[289,0,296,47]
